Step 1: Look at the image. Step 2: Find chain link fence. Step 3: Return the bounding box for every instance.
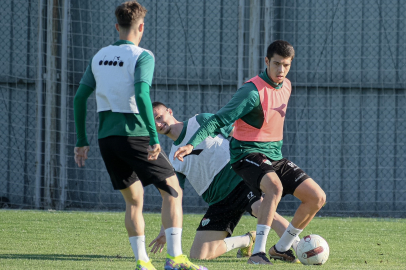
[0,0,405,217]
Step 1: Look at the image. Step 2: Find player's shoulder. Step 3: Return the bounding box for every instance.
[140,48,155,59]
[126,45,154,60]
[241,80,259,91]
[133,48,155,67]
[238,82,260,99]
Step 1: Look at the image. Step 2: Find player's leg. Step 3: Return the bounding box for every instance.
[269,159,325,262]
[291,178,326,229]
[251,172,282,252]
[190,231,255,260]
[159,174,183,229]
[271,212,301,251]
[251,197,287,234]
[232,153,282,264]
[240,196,300,261]
[156,173,183,257]
[270,211,288,237]
[121,140,206,270]
[150,152,207,270]
[190,182,258,260]
[98,136,154,269]
[257,172,283,224]
[190,231,229,259]
[248,198,300,254]
[122,140,182,248]
[272,178,325,255]
[120,182,144,235]
[250,197,296,238]
[119,181,151,263]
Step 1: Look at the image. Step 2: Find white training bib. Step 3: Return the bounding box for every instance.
[169,116,230,195]
[92,44,153,113]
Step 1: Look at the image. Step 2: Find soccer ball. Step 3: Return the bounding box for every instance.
[296,234,329,265]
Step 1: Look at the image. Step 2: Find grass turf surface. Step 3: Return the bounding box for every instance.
[0,210,405,269]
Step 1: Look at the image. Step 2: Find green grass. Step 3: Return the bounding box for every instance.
[0,210,405,269]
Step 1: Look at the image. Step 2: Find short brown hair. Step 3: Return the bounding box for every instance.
[115,1,147,29]
[152,101,167,109]
[266,40,295,60]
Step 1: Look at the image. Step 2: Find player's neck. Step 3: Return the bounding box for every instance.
[167,121,183,142]
[119,33,141,46]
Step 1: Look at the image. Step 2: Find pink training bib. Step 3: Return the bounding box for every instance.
[233,76,291,142]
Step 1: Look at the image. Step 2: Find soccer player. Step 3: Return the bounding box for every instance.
[148,102,301,261]
[73,2,206,270]
[174,40,326,265]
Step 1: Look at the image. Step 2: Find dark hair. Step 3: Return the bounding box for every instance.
[152,101,167,109]
[115,1,147,29]
[266,40,295,60]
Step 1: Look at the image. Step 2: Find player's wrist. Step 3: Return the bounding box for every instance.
[149,136,160,146]
[187,143,195,149]
[76,138,89,147]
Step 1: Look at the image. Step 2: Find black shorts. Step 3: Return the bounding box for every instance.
[98,136,175,190]
[231,153,310,198]
[196,181,260,236]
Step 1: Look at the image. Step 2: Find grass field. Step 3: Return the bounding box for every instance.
[0,210,405,269]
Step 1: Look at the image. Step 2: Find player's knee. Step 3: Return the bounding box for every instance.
[125,198,143,208]
[317,191,327,209]
[250,200,261,217]
[311,190,326,210]
[123,193,143,207]
[189,247,206,260]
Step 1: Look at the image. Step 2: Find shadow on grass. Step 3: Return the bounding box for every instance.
[0,254,132,261]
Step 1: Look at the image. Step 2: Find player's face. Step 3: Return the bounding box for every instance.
[265,54,292,84]
[153,106,174,135]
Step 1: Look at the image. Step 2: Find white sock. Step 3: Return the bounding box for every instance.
[129,236,149,262]
[224,234,251,252]
[252,224,271,254]
[165,227,183,257]
[275,223,303,252]
[291,236,301,253]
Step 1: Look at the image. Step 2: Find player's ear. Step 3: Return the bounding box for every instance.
[115,23,120,32]
[138,22,144,33]
[265,56,270,66]
[168,108,173,116]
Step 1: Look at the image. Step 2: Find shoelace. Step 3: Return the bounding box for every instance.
[282,249,295,258]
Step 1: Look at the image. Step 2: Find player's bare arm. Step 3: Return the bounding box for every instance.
[173,144,193,161]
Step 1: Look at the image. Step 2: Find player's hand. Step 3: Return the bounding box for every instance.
[173,144,193,162]
[149,230,166,254]
[74,146,90,167]
[147,144,161,160]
